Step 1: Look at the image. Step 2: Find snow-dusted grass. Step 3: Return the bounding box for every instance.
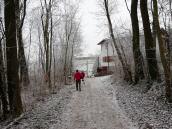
[110,76,172,129]
[0,84,74,129]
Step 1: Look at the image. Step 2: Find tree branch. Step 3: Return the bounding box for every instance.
[124,0,131,14]
[19,0,27,30]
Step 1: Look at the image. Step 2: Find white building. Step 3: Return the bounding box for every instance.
[73,57,97,77]
[96,39,116,75]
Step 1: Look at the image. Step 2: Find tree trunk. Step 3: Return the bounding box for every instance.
[64,17,73,84]
[64,40,69,84]
[140,0,159,81]
[153,0,172,102]
[15,0,30,86]
[170,0,172,21]
[48,12,53,89]
[131,0,144,83]
[40,0,52,89]
[18,31,30,86]
[53,45,56,88]
[70,42,74,75]
[0,39,8,118]
[152,7,161,82]
[104,0,132,82]
[4,0,23,117]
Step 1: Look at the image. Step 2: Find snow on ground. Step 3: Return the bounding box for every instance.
[51,76,137,129]
[110,76,172,129]
[0,85,74,129]
[1,76,137,129]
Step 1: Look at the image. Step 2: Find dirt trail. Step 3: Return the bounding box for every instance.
[2,77,137,129]
[52,77,137,129]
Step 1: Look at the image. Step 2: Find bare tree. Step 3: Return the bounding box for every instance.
[40,0,53,88]
[60,2,81,84]
[140,0,159,82]
[102,0,132,82]
[15,0,30,86]
[153,0,172,102]
[4,0,23,117]
[0,17,8,118]
[69,22,81,75]
[130,0,144,83]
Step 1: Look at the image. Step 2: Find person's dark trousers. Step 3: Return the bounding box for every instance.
[76,80,81,91]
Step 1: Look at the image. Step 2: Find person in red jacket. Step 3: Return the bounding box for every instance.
[74,70,82,91]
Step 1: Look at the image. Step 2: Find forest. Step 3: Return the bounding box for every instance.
[0,0,172,128]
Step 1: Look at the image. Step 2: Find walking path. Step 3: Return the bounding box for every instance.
[52,77,136,129]
[2,77,137,129]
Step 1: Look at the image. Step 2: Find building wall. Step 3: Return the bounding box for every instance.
[73,57,97,76]
[99,40,116,67]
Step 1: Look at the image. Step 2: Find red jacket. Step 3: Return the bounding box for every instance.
[81,72,85,79]
[74,72,82,81]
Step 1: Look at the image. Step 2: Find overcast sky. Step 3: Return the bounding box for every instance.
[79,0,131,56]
[79,0,105,56]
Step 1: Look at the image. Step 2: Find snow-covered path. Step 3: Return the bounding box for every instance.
[52,77,136,129]
[2,77,137,129]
